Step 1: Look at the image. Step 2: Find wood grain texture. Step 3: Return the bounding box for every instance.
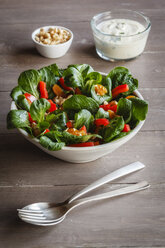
[0,10,165,55]
[1,52,165,91]
[0,184,164,247]
[0,0,165,247]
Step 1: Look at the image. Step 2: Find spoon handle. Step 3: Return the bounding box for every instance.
[68,181,150,210]
[68,161,145,203]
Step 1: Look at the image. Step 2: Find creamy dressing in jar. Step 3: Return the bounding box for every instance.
[93,18,149,60]
[98,19,145,36]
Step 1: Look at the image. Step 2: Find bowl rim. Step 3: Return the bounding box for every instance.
[91,9,151,38]
[11,72,145,152]
[31,25,73,47]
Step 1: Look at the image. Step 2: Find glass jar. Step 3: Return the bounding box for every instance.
[91,10,151,61]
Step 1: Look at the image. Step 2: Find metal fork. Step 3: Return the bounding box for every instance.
[18,162,149,226]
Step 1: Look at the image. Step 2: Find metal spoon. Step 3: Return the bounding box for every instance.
[18,162,147,225]
[18,181,150,226]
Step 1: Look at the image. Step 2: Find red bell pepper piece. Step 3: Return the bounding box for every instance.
[48,100,57,112]
[66,121,73,128]
[94,118,110,126]
[109,104,118,113]
[28,112,36,123]
[99,104,118,113]
[44,129,50,134]
[39,81,48,99]
[99,104,110,111]
[122,124,131,132]
[112,84,129,98]
[79,125,87,133]
[24,93,36,104]
[69,142,95,147]
[59,77,74,92]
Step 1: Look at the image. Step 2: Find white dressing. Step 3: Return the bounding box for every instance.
[97,19,145,36]
[92,18,150,60]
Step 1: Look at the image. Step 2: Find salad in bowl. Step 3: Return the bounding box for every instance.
[7,63,148,162]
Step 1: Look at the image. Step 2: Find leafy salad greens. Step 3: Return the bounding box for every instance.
[7,63,148,150]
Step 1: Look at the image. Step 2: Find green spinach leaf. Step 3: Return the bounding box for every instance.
[74,109,94,131]
[17,94,30,111]
[46,109,63,118]
[10,86,31,112]
[129,97,148,121]
[30,99,50,123]
[62,131,102,144]
[7,110,30,129]
[51,112,67,131]
[95,108,109,119]
[46,111,67,131]
[18,69,41,98]
[82,80,95,96]
[63,95,99,114]
[42,64,60,76]
[44,130,63,143]
[83,72,102,96]
[40,136,65,151]
[46,113,57,123]
[108,67,129,86]
[85,72,102,83]
[70,64,94,78]
[63,66,83,88]
[117,98,132,123]
[107,67,138,96]
[112,131,131,140]
[91,76,112,104]
[38,121,50,132]
[10,86,23,101]
[39,64,60,98]
[101,116,125,142]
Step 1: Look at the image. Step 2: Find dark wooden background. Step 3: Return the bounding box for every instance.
[0,0,165,247]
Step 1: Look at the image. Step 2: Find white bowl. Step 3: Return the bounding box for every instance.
[11,89,145,163]
[32,26,73,58]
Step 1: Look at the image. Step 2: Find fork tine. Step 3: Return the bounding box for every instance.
[19,213,46,220]
[17,209,43,214]
[18,212,44,217]
[23,220,62,226]
[21,217,54,223]
[25,216,65,225]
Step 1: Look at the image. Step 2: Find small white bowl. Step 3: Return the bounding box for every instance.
[32,26,73,58]
[11,87,145,163]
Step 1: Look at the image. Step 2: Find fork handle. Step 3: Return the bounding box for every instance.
[68,161,145,203]
[68,181,150,210]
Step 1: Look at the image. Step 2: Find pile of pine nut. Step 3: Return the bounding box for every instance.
[35,27,71,45]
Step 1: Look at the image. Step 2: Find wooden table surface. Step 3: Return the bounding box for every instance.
[0,0,165,247]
